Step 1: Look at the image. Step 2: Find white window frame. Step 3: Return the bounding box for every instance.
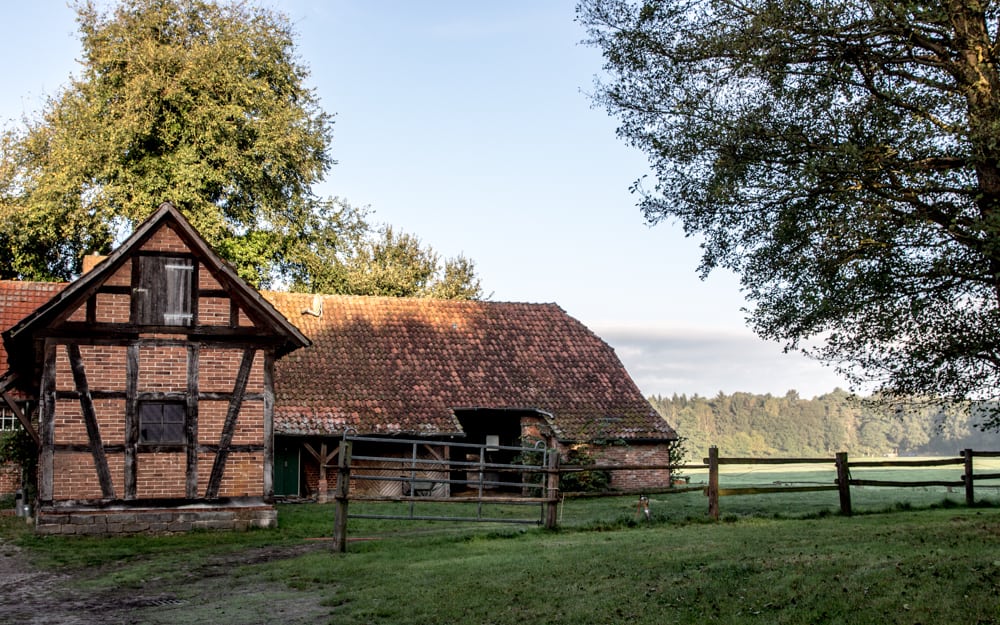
[0,406,19,432]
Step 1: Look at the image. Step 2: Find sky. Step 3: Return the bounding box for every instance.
[0,1,853,399]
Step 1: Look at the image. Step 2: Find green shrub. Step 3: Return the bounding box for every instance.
[0,427,35,500]
[559,445,611,493]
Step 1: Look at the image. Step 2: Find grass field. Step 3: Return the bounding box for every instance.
[3,461,1000,624]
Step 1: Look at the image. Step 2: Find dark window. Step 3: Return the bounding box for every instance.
[139,401,185,444]
[134,256,194,326]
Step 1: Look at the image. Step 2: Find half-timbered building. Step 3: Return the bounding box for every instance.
[0,202,309,534]
[0,202,678,533]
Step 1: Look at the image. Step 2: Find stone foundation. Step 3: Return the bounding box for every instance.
[35,503,277,535]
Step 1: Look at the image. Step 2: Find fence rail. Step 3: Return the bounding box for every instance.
[329,438,1000,550]
[691,446,997,519]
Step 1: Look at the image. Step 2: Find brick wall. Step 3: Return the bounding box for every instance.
[45,335,268,504]
[216,453,265,498]
[136,453,187,499]
[589,443,673,491]
[0,462,20,495]
[105,261,132,287]
[52,453,106,500]
[198,269,222,291]
[137,344,188,391]
[144,224,189,253]
[199,347,263,392]
[198,297,231,326]
[522,416,673,491]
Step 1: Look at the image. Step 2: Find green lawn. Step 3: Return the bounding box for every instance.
[4,463,1000,624]
[275,508,1000,625]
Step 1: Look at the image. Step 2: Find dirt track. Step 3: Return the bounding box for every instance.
[0,534,334,625]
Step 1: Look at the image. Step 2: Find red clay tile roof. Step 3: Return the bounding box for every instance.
[265,292,676,442]
[0,281,676,443]
[0,280,67,369]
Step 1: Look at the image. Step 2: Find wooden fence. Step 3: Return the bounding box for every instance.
[331,440,1000,549]
[698,447,1000,519]
[560,446,1000,519]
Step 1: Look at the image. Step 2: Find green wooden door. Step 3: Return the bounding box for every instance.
[274,443,300,497]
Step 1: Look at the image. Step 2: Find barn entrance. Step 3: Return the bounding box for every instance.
[453,409,535,493]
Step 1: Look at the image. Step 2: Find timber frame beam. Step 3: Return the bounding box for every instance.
[66,344,116,498]
[0,372,39,446]
[205,349,255,498]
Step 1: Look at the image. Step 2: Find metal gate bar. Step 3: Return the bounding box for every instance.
[332,434,559,550]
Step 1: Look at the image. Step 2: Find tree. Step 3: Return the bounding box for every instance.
[301,224,483,299]
[0,0,481,300]
[1,0,332,285]
[578,0,1000,423]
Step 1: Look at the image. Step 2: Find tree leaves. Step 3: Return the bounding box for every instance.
[579,0,1000,411]
[0,0,481,300]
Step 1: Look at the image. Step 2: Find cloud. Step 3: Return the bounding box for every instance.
[593,322,850,399]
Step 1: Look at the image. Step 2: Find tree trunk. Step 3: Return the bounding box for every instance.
[949,0,1000,299]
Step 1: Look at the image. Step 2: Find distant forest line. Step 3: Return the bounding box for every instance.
[648,389,1000,460]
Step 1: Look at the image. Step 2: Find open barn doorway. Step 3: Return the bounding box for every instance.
[452,408,539,493]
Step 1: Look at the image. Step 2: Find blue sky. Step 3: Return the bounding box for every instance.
[0,1,852,398]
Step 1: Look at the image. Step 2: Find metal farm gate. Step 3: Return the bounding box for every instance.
[331,435,561,551]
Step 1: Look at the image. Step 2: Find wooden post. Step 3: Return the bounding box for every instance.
[38,341,57,504]
[444,444,452,498]
[317,442,329,504]
[185,344,200,499]
[835,452,852,516]
[707,446,719,520]
[1,389,39,447]
[963,449,975,507]
[124,342,139,500]
[262,351,275,500]
[544,449,560,530]
[332,440,353,553]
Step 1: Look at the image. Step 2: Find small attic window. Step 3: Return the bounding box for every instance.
[133,255,195,326]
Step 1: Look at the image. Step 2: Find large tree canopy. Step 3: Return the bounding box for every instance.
[579,0,1000,419]
[0,0,480,300]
